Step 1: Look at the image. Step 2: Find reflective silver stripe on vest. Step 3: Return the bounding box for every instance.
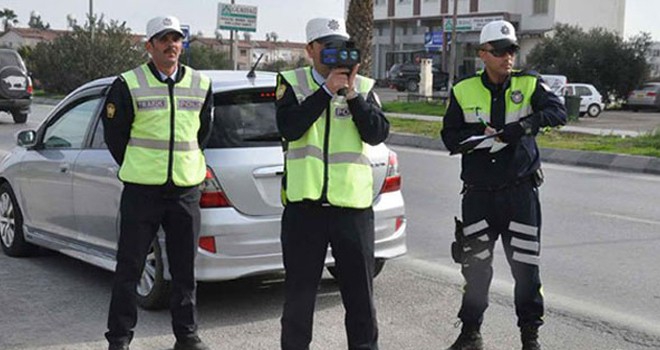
[464,111,491,124]
[294,68,314,97]
[178,98,204,110]
[505,105,532,124]
[286,145,324,161]
[286,146,369,166]
[129,138,199,151]
[136,98,168,110]
[328,152,371,166]
[132,66,207,99]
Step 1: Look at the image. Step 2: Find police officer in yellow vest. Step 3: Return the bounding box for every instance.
[101,15,211,350]
[441,20,566,350]
[276,17,389,350]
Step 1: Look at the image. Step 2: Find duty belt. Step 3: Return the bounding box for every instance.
[462,175,535,193]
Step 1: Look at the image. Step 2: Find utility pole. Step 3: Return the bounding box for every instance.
[229,0,238,70]
[89,0,94,41]
[446,0,459,94]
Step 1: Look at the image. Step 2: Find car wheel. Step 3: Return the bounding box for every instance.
[326,259,386,280]
[587,104,601,117]
[0,182,36,257]
[406,80,418,93]
[11,110,27,124]
[136,239,171,310]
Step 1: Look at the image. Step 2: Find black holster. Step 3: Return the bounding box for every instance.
[451,216,465,264]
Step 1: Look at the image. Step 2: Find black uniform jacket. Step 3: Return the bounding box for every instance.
[101,62,213,168]
[441,70,566,187]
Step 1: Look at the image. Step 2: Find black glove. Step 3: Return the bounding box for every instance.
[499,112,542,143]
[499,122,525,143]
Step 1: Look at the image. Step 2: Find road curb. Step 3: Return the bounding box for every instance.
[386,132,660,176]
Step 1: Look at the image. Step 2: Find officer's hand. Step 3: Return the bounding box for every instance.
[484,126,497,136]
[498,122,525,143]
[325,68,350,95]
[346,64,360,92]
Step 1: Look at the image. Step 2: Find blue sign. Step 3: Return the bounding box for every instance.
[181,24,191,49]
[424,31,443,48]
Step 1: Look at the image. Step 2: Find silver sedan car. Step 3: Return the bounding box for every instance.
[0,70,407,309]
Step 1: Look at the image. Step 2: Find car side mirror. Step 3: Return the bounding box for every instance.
[17,130,37,147]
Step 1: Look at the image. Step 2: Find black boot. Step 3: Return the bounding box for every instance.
[447,324,483,350]
[521,326,541,350]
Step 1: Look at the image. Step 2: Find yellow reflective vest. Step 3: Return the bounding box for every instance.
[453,70,536,126]
[279,67,375,208]
[118,64,210,186]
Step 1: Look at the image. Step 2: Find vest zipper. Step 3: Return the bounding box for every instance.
[167,79,175,184]
[321,105,331,202]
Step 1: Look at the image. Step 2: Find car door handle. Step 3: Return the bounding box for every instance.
[59,163,69,173]
[253,165,284,178]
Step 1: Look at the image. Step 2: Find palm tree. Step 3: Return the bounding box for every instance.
[345,0,374,77]
[0,8,19,32]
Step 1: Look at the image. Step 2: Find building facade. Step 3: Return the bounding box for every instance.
[370,0,626,79]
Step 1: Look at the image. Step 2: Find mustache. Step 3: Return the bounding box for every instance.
[164,47,177,54]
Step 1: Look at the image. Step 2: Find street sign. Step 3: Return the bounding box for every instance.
[444,15,504,32]
[424,31,443,49]
[217,3,258,32]
[181,24,190,49]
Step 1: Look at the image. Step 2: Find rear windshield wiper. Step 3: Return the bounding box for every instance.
[243,132,282,142]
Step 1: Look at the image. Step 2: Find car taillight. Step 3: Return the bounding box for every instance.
[647,92,656,97]
[27,78,33,95]
[199,167,232,208]
[380,151,401,194]
[198,236,216,253]
[395,216,405,231]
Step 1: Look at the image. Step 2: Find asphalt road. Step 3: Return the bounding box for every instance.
[1,105,659,349]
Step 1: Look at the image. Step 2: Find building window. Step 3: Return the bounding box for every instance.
[240,49,247,57]
[533,0,549,14]
[402,24,408,35]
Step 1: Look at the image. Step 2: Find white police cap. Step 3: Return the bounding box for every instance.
[479,20,518,49]
[305,17,349,44]
[146,15,184,41]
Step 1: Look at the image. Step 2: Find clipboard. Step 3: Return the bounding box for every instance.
[450,131,503,155]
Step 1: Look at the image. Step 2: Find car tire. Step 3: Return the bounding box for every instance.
[586,104,601,117]
[326,259,386,280]
[0,182,36,257]
[0,66,30,99]
[136,239,171,310]
[406,80,418,93]
[11,110,27,124]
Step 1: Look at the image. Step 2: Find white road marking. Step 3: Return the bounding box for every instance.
[592,211,660,226]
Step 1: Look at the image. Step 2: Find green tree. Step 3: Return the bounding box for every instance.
[527,23,651,101]
[260,56,307,72]
[182,44,231,70]
[27,14,144,93]
[28,11,50,30]
[346,0,374,76]
[0,8,19,32]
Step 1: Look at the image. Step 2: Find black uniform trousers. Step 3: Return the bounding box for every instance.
[458,180,544,329]
[280,202,378,350]
[106,183,201,345]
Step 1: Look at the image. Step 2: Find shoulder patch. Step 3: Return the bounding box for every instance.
[106,103,116,119]
[276,84,287,100]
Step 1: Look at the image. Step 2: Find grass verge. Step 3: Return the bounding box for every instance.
[382,101,446,117]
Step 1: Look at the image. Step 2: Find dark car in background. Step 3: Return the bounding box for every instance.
[387,63,449,92]
[0,49,32,123]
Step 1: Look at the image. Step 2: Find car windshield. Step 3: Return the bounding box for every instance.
[207,88,280,148]
[0,51,22,68]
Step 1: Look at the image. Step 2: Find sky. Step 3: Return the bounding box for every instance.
[1,0,659,43]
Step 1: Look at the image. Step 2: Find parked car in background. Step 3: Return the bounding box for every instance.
[387,62,449,92]
[540,74,567,99]
[564,83,605,117]
[625,82,660,112]
[0,49,32,123]
[0,70,407,310]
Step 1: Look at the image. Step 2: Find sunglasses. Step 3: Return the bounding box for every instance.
[482,46,519,58]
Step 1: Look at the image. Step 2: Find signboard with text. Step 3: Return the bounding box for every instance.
[217,3,258,32]
[181,24,190,49]
[424,31,443,50]
[444,15,504,32]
